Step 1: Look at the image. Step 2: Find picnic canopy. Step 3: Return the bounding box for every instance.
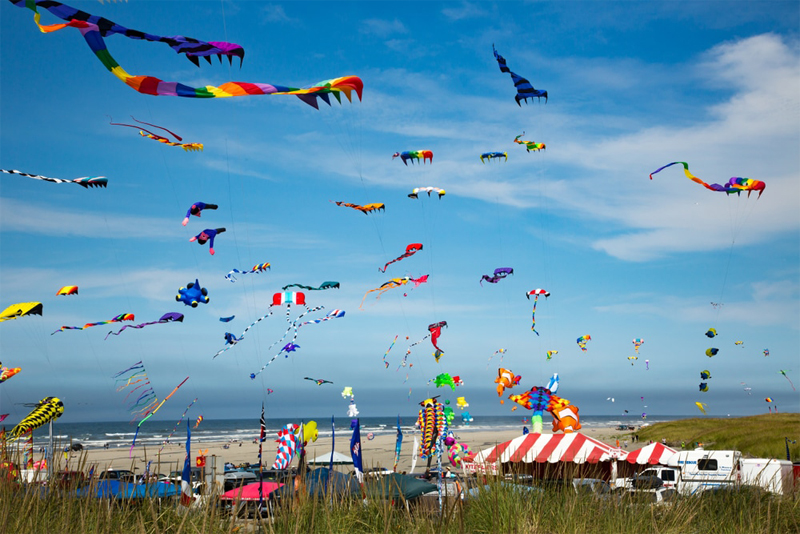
[307,451,354,465]
[624,442,677,465]
[219,481,284,501]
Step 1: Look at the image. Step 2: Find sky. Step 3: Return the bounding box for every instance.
[0,0,798,425]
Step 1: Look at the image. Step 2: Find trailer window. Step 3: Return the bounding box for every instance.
[697,459,717,471]
[661,470,675,482]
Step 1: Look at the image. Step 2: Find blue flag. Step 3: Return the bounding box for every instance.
[350,418,363,482]
[180,418,192,506]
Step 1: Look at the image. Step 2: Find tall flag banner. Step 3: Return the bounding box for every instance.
[329,416,335,473]
[180,418,192,507]
[350,418,364,483]
[393,415,403,472]
[258,403,266,513]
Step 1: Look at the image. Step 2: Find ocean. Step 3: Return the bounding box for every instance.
[20,414,691,451]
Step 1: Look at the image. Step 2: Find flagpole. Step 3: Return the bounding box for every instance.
[258,403,266,516]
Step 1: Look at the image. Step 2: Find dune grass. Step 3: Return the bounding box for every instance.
[629,413,800,458]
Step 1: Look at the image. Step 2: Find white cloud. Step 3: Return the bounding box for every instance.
[361,18,407,37]
[441,2,487,21]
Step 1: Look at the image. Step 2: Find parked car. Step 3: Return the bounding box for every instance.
[98,469,135,483]
[54,470,87,489]
[573,478,620,499]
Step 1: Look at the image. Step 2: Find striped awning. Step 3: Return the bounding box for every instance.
[624,442,677,465]
[473,433,626,465]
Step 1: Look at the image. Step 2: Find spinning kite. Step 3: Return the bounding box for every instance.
[705,328,717,338]
[0,302,43,322]
[380,244,423,273]
[1,169,107,188]
[53,313,134,334]
[304,377,333,386]
[332,201,385,214]
[526,289,550,335]
[105,312,183,339]
[182,202,218,226]
[190,228,225,255]
[700,370,711,380]
[56,286,78,296]
[649,162,765,198]
[12,1,364,108]
[176,279,209,307]
[705,348,719,357]
[480,267,513,285]
[492,45,548,105]
[408,187,445,199]
[514,134,545,152]
[282,281,340,291]
[110,116,202,152]
[9,397,64,440]
[416,397,446,459]
[225,263,270,282]
[480,152,507,163]
[392,151,433,165]
[699,383,709,392]
[360,276,429,308]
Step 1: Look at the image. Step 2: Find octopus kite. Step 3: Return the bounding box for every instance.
[492,45,548,105]
[11,1,364,108]
[225,262,270,282]
[408,187,445,199]
[105,312,184,339]
[1,169,107,188]
[393,151,433,165]
[190,228,225,255]
[176,279,209,307]
[380,243,423,273]
[182,202,218,226]
[480,152,507,163]
[514,134,545,152]
[332,201,385,214]
[480,267,513,285]
[526,289,550,335]
[360,275,429,308]
[52,313,134,334]
[649,162,765,198]
[110,116,203,152]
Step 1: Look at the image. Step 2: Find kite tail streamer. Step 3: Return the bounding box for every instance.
[159,398,198,452]
[531,294,540,335]
[249,306,325,379]
[383,335,399,369]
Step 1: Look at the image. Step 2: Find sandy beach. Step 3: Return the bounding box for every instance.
[74,425,646,476]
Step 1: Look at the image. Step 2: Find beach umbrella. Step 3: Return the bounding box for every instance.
[219,481,284,501]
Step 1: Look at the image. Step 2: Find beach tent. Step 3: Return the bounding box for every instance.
[77,480,179,499]
[274,467,360,498]
[365,473,437,500]
[624,442,677,465]
[472,433,625,464]
[307,451,354,465]
[219,481,284,501]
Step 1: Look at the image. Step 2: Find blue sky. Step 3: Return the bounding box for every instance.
[1,1,798,425]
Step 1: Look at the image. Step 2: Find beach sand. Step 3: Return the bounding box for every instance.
[75,425,645,476]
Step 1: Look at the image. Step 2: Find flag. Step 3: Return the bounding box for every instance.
[180,418,192,507]
[350,418,363,483]
[258,403,265,512]
[329,415,335,473]
[393,414,403,472]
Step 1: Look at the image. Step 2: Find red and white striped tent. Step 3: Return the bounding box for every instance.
[624,442,677,465]
[471,433,626,465]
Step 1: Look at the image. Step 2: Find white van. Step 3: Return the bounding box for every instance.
[739,458,794,495]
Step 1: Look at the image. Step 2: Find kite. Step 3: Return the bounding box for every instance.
[408,187,445,199]
[281,343,300,354]
[282,281,340,291]
[627,356,638,366]
[304,377,333,386]
[514,134,546,152]
[11,1,364,108]
[52,313,134,334]
[779,370,795,391]
[105,312,183,339]
[332,201,385,214]
[380,244,423,273]
[0,414,8,423]
[486,348,507,368]
[546,350,558,361]
[492,45,548,105]
[705,348,719,357]
[360,275,429,308]
[0,302,43,322]
[649,162,765,198]
[700,370,711,380]
[699,383,709,392]
[428,321,447,354]
[645,360,650,370]
[526,289,550,335]
[452,375,464,386]
[298,309,345,326]
[176,279,209,307]
[763,349,770,357]
[158,397,198,452]
[456,397,469,409]
[705,328,717,338]
[225,262,270,282]
[480,267,514,285]
[576,335,591,352]
[347,401,359,418]
[765,397,773,403]
[9,397,64,440]
[267,389,274,395]
[194,415,203,429]
[632,338,644,353]
[392,150,433,165]
[190,228,226,255]
[696,402,708,415]
[710,302,723,308]
[480,152,507,163]
[56,286,78,296]
[219,316,235,322]
[272,424,301,470]
[495,368,521,396]
[113,361,157,422]
[110,116,203,152]
[1,169,107,188]
[734,341,744,346]
[0,365,21,383]
[130,376,189,453]
[341,387,354,399]
[433,373,456,391]
[182,202,218,226]
[461,412,473,425]
[224,333,241,345]
[416,397,446,459]
[382,335,398,368]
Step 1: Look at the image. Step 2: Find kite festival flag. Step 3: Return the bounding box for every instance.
[258,403,266,512]
[181,418,192,507]
[350,418,364,483]
[393,414,403,472]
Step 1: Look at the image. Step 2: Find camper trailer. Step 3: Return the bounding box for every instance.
[739,458,794,495]
[667,449,740,495]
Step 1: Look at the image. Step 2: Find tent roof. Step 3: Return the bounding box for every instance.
[624,442,677,465]
[307,450,353,465]
[219,481,284,501]
[365,473,436,500]
[473,433,626,465]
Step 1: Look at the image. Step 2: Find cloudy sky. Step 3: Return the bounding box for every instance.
[1,0,798,424]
